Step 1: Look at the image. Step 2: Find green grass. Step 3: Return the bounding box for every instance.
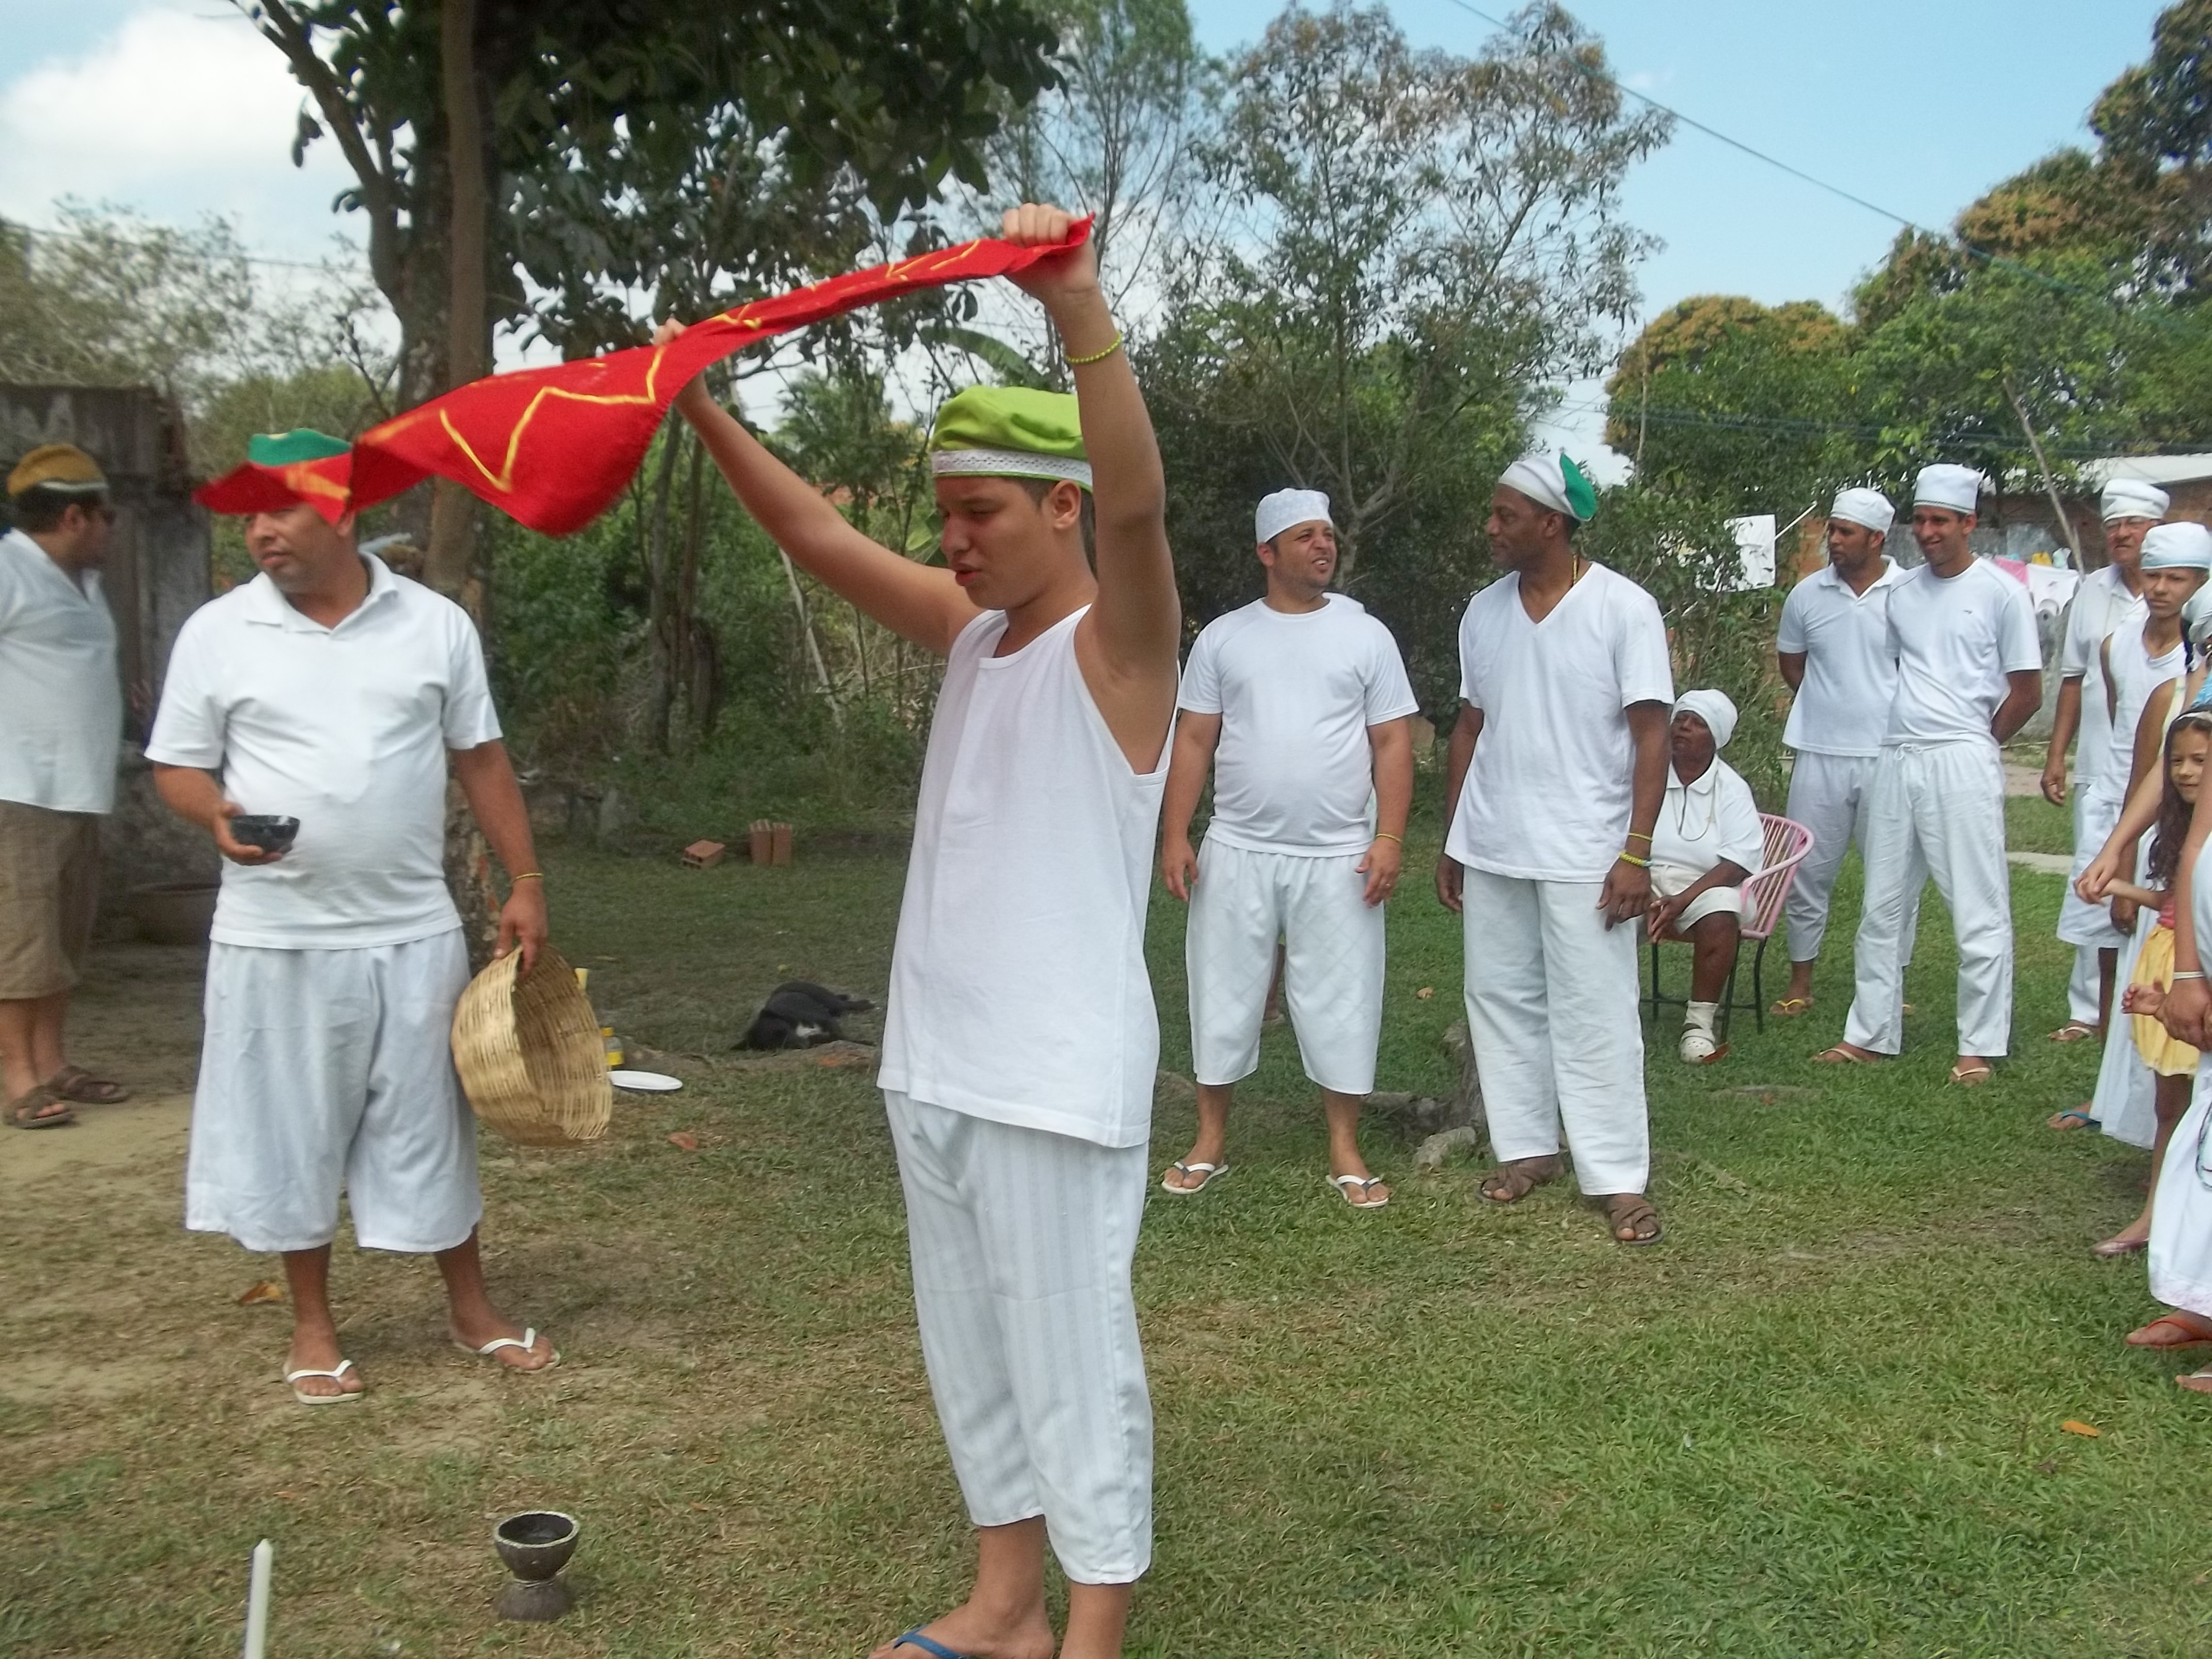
[5,831,2210,1655]
[2007,791,2076,857]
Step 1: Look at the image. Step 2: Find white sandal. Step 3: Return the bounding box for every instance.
[452,1327,560,1372]
[1326,1174,1390,1209]
[1159,1160,1229,1195]
[284,1358,363,1406]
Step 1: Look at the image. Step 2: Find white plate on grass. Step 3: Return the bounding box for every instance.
[609,1069,683,1093]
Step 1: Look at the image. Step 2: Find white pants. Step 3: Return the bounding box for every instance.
[186,931,481,1255]
[1649,859,1741,928]
[2150,1063,2212,1321]
[1783,750,1920,965]
[1460,867,1648,1196]
[1186,840,1385,1095]
[885,1092,1151,1585]
[2059,780,2127,947]
[2092,902,2160,1150]
[1843,743,2014,1058]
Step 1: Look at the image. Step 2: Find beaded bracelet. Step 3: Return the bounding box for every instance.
[1617,852,1650,868]
[1066,332,1124,366]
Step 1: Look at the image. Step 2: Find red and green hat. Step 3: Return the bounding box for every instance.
[194,430,354,524]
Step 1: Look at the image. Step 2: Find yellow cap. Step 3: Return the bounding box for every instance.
[7,443,107,500]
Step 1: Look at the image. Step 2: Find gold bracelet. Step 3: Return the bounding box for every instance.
[1625,831,1653,844]
[1617,852,1650,868]
[1066,331,1123,366]
[511,871,544,883]
[1373,831,1403,845]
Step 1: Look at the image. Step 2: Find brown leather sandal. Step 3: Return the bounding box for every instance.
[43,1065,131,1105]
[1478,1155,1563,1204]
[1602,1193,1663,1246]
[6,1085,75,1130]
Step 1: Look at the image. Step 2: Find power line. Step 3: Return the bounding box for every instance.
[8,219,360,273]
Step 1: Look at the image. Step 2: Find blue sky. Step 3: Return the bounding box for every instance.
[0,0,2172,454]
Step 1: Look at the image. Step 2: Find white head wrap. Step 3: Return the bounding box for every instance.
[2140,522,2212,572]
[1499,451,1597,522]
[2102,478,2171,523]
[1671,688,1738,751]
[1913,463,1985,514]
[1829,487,1894,535]
[1256,489,1331,546]
[2185,583,2212,648]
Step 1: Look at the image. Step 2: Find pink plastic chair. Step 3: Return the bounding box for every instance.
[1645,813,1817,1038]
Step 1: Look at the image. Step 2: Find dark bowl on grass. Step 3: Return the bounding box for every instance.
[230,815,300,853]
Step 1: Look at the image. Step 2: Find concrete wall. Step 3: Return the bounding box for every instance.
[1,385,218,913]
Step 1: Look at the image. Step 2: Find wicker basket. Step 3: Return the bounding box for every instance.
[450,944,612,1147]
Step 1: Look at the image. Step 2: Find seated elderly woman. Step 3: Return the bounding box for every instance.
[1647,689,1765,1064]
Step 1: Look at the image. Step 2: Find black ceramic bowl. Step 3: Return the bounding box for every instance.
[230,815,300,852]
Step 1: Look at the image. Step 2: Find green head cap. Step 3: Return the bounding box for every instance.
[929,386,1092,493]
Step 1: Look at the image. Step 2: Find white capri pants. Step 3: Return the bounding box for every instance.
[186,929,481,1255]
[1843,742,2014,1058]
[1186,839,1385,1095]
[1460,867,1649,1197]
[886,1092,1152,1586]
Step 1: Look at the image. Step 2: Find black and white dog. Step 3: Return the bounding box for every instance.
[737,981,875,1050]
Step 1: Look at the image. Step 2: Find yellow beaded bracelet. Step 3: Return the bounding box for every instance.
[1616,851,1650,868]
[1066,332,1124,366]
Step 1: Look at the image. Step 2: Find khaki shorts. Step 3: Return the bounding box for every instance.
[0,801,101,999]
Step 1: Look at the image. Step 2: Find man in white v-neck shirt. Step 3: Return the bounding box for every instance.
[0,445,129,1130]
[1771,487,1909,1019]
[2044,479,2160,1042]
[1159,489,1418,1209]
[1437,452,1673,1246]
[1817,463,2043,1083]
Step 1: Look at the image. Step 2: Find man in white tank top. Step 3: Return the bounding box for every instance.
[1158,488,1418,1207]
[1437,452,1674,1247]
[666,204,1179,1659]
[1816,464,2043,1084]
[2045,480,2160,1042]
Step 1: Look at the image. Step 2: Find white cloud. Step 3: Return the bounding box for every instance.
[0,2,360,259]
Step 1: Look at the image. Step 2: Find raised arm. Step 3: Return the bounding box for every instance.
[665,337,974,656]
[1001,205,1180,760]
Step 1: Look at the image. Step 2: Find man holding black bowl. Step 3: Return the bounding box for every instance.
[148,430,558,1405]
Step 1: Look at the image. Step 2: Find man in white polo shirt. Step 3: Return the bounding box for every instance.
[2044,478,2162,1042]
[1437,451,1673,1246]
[1771,487,1908,1019]
[1817,463,2043,1083]
[148,429,557,1405]
[1,445,130,1130]
[1159,488,1418,1208]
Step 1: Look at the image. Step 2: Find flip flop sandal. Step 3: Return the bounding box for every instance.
[284,1358,363,1406]
[1948,1062,1994,1087]
[1769,997,1814,1018]
[42,1065,131,1104]
[891,1631,976,1659]
[2125,1314,2212,1349]
[1160,1160,1229,1195]
[2047,1021,2100,1044]
[1479,1156,1562,1204]
[2047,1109,2097,1131]
[452,1327,560,1372]
[5,1086,75,1130]
[1811,1046,1880,1065]
[2178,1368,2212,1394]
[1326,1174,1390,1209]
[2092,1234,2149,1259]
[1603,1194,1664,1247]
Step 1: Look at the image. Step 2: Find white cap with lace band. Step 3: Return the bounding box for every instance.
[1829,487,1894,535]
[928,385,1093,491]
[1913,463,1985,514]
[1499,451,1598,522]
[2102,477,2171,522]
[1256,489,1330,545]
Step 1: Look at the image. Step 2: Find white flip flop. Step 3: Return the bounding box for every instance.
[1159,1160,1229,1195]
[1326,1174,1391,1209]
[452,1327,560,1372]
[284,1358,363,1406]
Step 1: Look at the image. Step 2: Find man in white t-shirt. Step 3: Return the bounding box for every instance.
[1159,489,1417,1208]
[1437,452,1673,1246]
[1,445,129,1130]
[1771,487,1909,1020]
[2044,478,2162,1041]
[148,430,557,1405]
[1817,463,2043,1083]
[1647,689,1765,1064]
